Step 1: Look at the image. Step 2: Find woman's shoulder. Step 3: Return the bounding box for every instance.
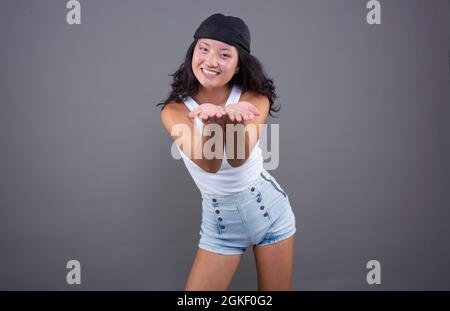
[240,89,268,101]
[161,100,188,115]
[160,100,192,130]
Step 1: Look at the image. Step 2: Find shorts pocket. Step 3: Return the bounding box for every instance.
[260,172,287,198]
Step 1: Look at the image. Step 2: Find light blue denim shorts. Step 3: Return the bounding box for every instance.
[198,169,297,255]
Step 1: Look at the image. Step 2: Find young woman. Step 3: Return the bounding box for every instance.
[158,13,297,291]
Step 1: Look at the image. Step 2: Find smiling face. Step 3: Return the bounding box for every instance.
[192,38,239,89]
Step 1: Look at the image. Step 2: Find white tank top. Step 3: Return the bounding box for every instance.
[176,84,264,195]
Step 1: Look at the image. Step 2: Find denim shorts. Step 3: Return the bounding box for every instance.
[198,170,297,255]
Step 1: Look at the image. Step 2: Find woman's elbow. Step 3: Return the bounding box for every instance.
[199,160,222,173]
[227,158,247,168]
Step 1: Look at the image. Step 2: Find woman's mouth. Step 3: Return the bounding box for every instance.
[201,68,220,78]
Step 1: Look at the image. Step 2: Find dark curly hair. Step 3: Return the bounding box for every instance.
[156,39,280,117]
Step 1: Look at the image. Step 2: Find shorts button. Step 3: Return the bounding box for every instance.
[220,225,225,229]
[260,205,265,210]
[212,198,217,202]
[263,212,268,217]
[218,217,223,221]
[215,209,220,214]
[251,187,255,192]
[257,197,262,203]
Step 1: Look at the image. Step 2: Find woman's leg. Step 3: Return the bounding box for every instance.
[185,248,243,291]
[252,234,295,290]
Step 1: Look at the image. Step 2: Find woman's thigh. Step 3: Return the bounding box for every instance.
[185,248,242,291]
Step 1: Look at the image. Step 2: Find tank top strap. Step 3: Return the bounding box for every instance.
[182,97,202,133]
[225,85,242,107]
[183,97,200,111]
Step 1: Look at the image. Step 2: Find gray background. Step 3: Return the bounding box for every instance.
[0,0,449,290]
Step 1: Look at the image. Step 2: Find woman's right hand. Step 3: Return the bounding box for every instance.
[188,103,227,125]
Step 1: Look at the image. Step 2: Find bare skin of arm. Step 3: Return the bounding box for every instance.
[224,93,269,167]
[160,101,226,173]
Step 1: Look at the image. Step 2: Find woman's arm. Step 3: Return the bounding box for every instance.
[225,93,270,167]
[160,102,225,173]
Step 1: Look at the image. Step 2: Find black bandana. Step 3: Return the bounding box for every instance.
[193,13,251,54]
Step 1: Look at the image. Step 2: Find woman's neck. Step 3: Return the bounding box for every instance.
[194,85,232,107]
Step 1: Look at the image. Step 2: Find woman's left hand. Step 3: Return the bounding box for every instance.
[225,101,261,123]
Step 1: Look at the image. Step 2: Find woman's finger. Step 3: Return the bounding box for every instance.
[201,112,209,120]
[189,109,199,119]
[235,111,243,123]
[228,111,235,122]
[249,106,261,116]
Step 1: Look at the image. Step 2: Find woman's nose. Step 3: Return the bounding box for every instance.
[205,54,219,67]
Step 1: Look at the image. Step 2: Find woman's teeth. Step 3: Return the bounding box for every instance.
[202,68,220,77]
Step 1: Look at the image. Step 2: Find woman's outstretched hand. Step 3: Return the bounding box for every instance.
[188,101,261,124]
[188,103,227,125]
[225,101,261,123]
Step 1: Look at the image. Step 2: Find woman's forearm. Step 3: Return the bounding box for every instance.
[189,119,227,173]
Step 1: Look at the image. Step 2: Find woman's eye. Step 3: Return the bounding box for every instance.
[199,47,230,58]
